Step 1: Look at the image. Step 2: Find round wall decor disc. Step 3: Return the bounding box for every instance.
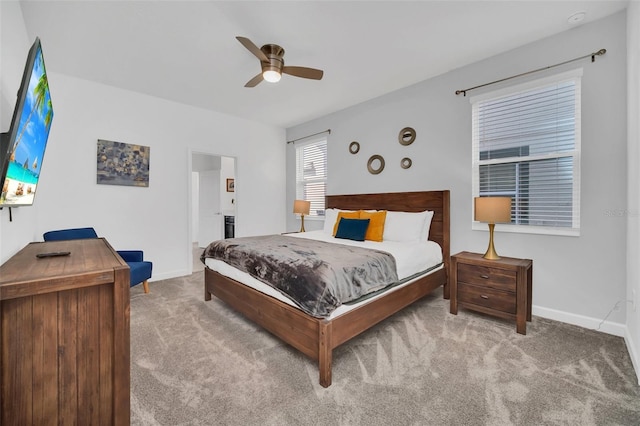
[367,155,385,174]
[399,127,416,146]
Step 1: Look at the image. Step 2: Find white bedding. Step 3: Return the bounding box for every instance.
[287,230,441,280]
[204,230,443,320]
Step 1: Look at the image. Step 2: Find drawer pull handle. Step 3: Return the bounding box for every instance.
[480,274,490,279]
[480,295,489,299]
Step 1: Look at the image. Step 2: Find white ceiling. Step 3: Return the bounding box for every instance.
[19,1,628,129]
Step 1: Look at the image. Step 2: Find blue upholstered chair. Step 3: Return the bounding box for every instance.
[43,227,153,293]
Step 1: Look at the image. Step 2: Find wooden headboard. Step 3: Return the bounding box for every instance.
[326,190,450,267]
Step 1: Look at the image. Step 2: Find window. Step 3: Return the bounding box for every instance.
[472,69,581,236]
[296,137,327,217]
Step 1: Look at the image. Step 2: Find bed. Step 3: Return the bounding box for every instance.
[203,190,450,387]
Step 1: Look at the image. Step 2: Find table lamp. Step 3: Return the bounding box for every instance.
[474,196,512,260]
[293,200,311,232]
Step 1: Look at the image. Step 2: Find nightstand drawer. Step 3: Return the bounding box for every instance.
[458,283,516,314]
[457,263,516,292]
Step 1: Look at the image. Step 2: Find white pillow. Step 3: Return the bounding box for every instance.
[383,210,432,242]
[323,208,339,234]
[421,210,435,241]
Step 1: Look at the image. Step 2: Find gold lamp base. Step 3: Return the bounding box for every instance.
[483,223,501,260]
[299,214,306,233]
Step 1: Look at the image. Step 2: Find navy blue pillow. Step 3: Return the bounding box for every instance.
[335,218,370,241]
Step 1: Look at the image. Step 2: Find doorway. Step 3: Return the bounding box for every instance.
[189,151,236,274]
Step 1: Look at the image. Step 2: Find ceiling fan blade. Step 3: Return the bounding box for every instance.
[282,66,324,80]
[244,73,264,88]
[236,36,269,62]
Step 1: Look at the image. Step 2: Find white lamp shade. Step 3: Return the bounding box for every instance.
[474,197,512,224]
[293,200,310,215]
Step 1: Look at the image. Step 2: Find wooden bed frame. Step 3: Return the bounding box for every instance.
[204,190,450,387]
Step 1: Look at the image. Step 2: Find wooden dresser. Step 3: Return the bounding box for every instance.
[450,251,532,334]
[0,238,130,425]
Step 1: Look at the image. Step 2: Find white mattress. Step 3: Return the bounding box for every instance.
[204,231,443,320]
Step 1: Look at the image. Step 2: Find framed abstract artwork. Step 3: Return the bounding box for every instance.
[97,139,150,187]
[226,178,235,192]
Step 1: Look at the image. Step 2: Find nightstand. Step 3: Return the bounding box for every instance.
[450,251,532,334]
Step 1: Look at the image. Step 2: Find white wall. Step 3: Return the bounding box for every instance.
[287,12,628,335]
[626,1,640,383]
[1,2,30,126]
[1,3,286,280]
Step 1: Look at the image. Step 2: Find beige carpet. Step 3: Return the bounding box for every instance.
[130,272,640,425]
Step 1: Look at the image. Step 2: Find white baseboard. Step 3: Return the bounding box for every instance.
[532,305,626,337]
[624,330,640,385]
[148,269,191,282]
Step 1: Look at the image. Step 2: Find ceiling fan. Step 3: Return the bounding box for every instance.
[236,36,324,87]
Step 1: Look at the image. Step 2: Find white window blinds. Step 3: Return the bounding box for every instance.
[296,137,327,217]
[472,69,581,235]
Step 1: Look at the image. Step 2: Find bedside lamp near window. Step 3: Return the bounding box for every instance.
[293,200,311,232]
[474,197,512,260]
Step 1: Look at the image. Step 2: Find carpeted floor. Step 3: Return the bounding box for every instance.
[130,272,640,425]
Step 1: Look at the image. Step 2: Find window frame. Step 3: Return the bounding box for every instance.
[471,68,582,237]
[295,135,328,219]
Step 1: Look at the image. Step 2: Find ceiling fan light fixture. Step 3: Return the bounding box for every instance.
[236,36,323,87]
[263,69,281,83]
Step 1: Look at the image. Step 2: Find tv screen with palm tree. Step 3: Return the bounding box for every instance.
[0,37,53,207]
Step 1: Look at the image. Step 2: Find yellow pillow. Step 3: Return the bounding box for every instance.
[359,210,387,242]
[332,211,361,235]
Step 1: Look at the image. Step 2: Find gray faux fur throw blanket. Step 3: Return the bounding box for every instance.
[201,235,398,318]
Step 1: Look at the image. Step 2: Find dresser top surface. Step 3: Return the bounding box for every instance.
[0,238,127,286]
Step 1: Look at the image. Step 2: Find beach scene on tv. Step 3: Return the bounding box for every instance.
[1,46,53,206]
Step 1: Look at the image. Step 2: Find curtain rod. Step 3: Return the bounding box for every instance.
[455,48,606,97]
[286,129,331,144]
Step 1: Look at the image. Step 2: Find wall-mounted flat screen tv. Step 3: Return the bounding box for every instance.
[0,37,54,207]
